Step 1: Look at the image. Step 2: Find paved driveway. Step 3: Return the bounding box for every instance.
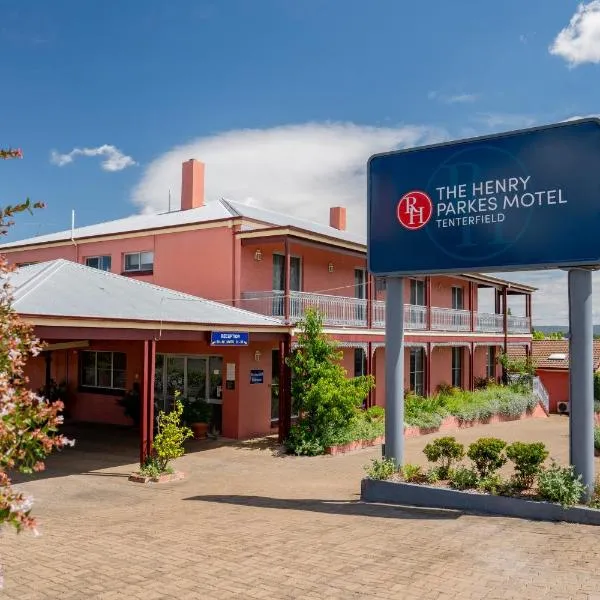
[2,417,600,600]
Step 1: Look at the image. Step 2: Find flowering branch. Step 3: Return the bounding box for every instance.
[0,146,73,548]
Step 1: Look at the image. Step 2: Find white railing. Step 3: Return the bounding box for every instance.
[431,307,471,331]
[508,315,531,334]
[476,312,504,333]
[533,376,550,413]
[240,290,367,326]
[241,291,532,334]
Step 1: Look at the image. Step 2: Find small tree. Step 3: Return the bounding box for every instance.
[423,436,465,479]
[1,146,71,549]
[286,309,374,451]
[151,396,193,472]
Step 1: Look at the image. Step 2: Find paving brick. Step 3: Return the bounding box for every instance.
[1,416,600,599]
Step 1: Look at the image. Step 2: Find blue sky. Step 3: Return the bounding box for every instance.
[1,0,599,323]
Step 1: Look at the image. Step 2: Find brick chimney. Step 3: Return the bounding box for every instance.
[181,159,205,210]
[329,206,347,231]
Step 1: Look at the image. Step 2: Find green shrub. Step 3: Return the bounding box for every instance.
[449,466,478,490]
[426,467,441,484]
[285,422,326,456]
[365,458,397,480]
[422,436,465,479]
[506,441,549,489]
[365,406,385,423]
[152,397,193,472]
[477,473,504,495]
[404,394,446,429]
[594,427,600,452]
[594,372,600,402]
[467,437,507,478]
[139,456,174,478]
[537,461,586,507]
[400,463,427,483]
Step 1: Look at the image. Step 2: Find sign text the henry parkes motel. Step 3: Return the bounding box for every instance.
[368,119,600,276]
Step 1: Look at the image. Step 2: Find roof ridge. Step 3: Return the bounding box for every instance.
[20,259,284,324]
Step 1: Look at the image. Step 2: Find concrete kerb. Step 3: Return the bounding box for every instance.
[360,478,600,526]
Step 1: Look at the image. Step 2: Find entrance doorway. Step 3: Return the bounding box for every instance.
[154,354,224,432]
[270,349,279,424]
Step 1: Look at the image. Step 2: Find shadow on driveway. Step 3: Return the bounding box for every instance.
[182,494,462,521]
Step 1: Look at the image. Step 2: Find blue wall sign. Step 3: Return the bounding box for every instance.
[210,331,249,346]
[250,369,264,384]
[367,118,600,276]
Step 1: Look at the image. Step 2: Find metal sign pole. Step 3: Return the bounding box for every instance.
[568,268,595,500]
[384,276,405,465]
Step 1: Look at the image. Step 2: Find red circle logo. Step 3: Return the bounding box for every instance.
[397,190,433,230]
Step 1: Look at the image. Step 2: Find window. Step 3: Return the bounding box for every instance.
[154,354,223,412]
[487,347,496,379]
[452,347,463,388]
[124,251,154,273]
[410,279,426,306]
[451,286,464,310]
[85,255,112,271]
[409,347,425,396]
[354,348,367,377]
[375,277,386,293]
[80,351,126,391]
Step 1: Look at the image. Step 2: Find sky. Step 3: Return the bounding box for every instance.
[1,0,600,325]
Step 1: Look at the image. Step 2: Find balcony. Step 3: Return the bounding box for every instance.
[240,291,531,334]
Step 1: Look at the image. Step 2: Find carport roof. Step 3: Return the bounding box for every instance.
[8,259,286,331]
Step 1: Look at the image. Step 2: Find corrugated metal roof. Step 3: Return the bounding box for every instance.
[0,198,363,248]
[9,259,285,328]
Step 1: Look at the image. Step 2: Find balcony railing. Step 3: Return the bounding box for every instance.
[240,290,531,334]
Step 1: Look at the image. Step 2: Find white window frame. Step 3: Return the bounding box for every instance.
[410,278,426,306]
[451,286,464,310]
[80,351,127,390]
[451,347,463,388]
[487,346,496,379]
[123,251,154,272]
[85,255,112,271]
[409,347,425,396]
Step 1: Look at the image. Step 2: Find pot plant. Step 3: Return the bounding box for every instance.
[181,396,212,439]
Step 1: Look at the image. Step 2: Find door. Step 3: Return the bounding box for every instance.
[354,268,366,322]
[273,254,302,317]
[270,349,279,423]
[164,356,185,412]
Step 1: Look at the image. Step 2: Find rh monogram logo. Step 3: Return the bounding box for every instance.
[396,191,433,230]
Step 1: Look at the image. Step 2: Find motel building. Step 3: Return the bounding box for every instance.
[0,159,535,452]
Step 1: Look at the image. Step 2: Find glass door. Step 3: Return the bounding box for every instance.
[165,356,185,412]
[186,357,207,401]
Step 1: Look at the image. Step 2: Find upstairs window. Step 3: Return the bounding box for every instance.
[452,286,464,310]
[85,255,112,271]
[410,278,426,306]
[124,251,154,273]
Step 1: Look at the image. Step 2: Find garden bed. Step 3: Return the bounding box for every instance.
[323,402,547,455]
[128,470,185,484]
[360,478,600,525]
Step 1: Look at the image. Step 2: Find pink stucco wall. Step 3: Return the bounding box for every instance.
[537,369,568,414]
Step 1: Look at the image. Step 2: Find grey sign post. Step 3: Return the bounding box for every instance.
[568,269,595,499]
[384,277,405,465]
[368,118,600,479]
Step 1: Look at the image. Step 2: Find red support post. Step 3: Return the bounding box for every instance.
[426,342,432,396]
[283,333,292,441]
[366,342,373,407]
[284,238,291,324]
[277,338,286,443]
[140,340,149,466]
[146,339,156,459]
[470,342,475,391]
[469,282,475,332]
[502,286,509,354]
[366,274,373,329]
[426,276,432,330]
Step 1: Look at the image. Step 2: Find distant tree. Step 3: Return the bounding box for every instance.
[532,330,545,340]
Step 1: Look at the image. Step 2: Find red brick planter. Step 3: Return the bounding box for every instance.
[324,403,548,456]
[128,471,185,484]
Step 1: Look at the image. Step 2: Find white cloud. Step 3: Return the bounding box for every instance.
[550,1,600,66]
[50,144,137,172]
[129,120,595,326]
[130,121,447,230]
[428,91,479,104]
[472,112,537,131]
